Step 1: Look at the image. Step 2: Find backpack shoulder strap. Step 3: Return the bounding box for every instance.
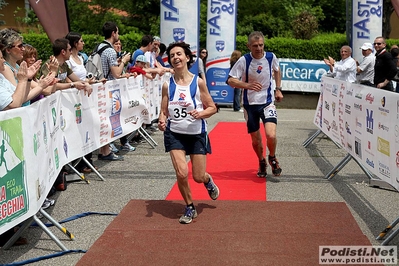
[92,41,112,56]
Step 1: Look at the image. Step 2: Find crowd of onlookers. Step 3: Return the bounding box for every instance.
[0,21,173,247]
[323,36,399,92]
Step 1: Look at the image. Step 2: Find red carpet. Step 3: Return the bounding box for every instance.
[77,200,377,266]
[166,122,266,201]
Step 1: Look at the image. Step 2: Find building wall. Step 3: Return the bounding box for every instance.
[1,0,26,29]
[391,13,399,39]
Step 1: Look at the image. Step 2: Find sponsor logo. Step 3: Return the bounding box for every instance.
[378,122,389,132]
[354,103,362,111]
[377,137,390,157]
[215,40,225,52]
[345,104,351,115]
[173,28,185,42]
[378,161,391,178]
[212,69,227,79]
[366,158,375,168]
[332,102,336,116]
[345,122,351,134]
[366,109,373,134]
[365,93,374,104]
[355,137,362,159]
[324,101,330,110]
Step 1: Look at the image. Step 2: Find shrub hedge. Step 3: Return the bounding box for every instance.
[22,32,399,62]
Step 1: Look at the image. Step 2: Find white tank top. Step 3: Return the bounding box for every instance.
[167,75,207,135]
[66,55,86,81]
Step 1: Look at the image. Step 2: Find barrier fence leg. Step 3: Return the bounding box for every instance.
[376,216,399,242]
[324,153,352,180]
[139,127,158,146]
[138,127,156,149]
[302,129,321,148]
[2,217,34,250]
[67,163,90,184]
[32,214,68,251]
[82,156,105,181]
[39,209,75,241]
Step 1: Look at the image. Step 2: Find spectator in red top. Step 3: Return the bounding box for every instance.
[129,55,154,79]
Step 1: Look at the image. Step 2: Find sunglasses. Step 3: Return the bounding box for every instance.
[373,42,383,46]
[12,43,24,49]
[201,51,207,54]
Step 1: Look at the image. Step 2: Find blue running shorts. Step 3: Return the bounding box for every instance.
[164,128,212,155]
[244,103,278,133]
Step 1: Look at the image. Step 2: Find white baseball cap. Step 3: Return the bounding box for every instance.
[360,43,373,50]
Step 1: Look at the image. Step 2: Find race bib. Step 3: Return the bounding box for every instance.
[263,104,277,119]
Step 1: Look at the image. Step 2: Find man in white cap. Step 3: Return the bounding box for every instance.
[356,42,375,86]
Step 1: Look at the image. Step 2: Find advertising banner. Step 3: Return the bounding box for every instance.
[314,76,399,191]
[0,75,163,235]
[279,59,330,93]
[160,0,200,74]
[351,0,382,61]
[206,0,237,104]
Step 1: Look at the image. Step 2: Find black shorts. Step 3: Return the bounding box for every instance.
[244,103,277,133]
[164,128,212,155]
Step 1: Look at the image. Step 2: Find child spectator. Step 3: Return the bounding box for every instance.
[129,55,154,79]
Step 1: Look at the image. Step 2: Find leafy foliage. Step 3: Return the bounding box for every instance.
[292,11,319,40]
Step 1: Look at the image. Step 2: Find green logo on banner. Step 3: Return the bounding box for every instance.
[0,117,28,226]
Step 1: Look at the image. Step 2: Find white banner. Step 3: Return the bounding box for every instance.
[160,0,200,73]
[314,77,399,191]
[351,0,382,61]
[0,75,164,235]
[280,58,330,93]
[205,0,237,104]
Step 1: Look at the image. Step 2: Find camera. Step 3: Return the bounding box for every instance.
[86,73,93,79]
[118,51,127,58]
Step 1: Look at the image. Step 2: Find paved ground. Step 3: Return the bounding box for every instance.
[2,106,399,265]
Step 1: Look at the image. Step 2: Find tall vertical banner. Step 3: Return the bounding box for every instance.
[351,0,382,61]
[206,0,237,104]
[160,0,200,74]
[28,0,70,43]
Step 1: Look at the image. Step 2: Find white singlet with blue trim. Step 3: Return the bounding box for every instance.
[229,52,279,105]
[167,75,207,135]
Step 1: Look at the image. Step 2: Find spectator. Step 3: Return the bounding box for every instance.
[0,43,49,247]
[96,21,133,159]
[65,31,99,173]
[229,50,243,111]
[390,45,399,92]
[356,42,375,86]
[373,36,397,91]
[128,55,154,80]
[198,48,207,85]
[129,35,153,68]
[227,31,283,177]
[144,36,171,76]
[20,44,58,103]
[39,38,92,96]
[0,28,54,104]
[156,43,167,67]
[324,45,357,83]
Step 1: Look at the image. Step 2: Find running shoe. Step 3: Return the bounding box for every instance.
[120,143,136,152]
[179,205,197,224]
[268,155,282,176]
[109,143,119,153]
[204,175,219,200]
[257,158,267,177]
